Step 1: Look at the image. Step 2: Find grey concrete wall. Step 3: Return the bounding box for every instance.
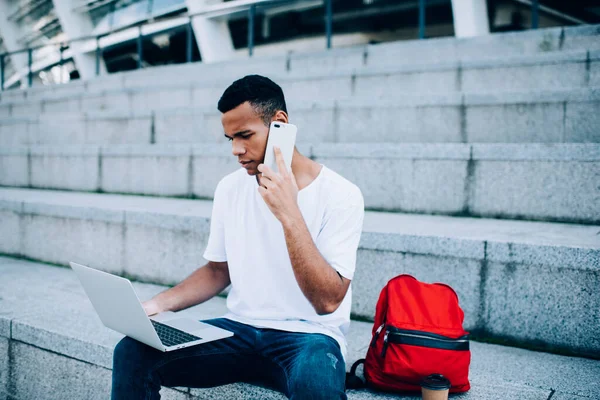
[289,46,365,75]
[85,112,153,145]
[21,205,125,274]
[334,97,464,143]
[124,210,211,285]
[0,118,33,146]
[0,200,22,255]
[0,337,7,398]
[6,101,42,117]
[191,145,239,199]
[9,342,111,400]
[6,91,599,145]
[468,144,600,223]
[154,109,222,144]
[0,147,28,186]
[80,91,131,112]
[101,145,191,196]
[483,260,600,357]
[460,52,590,92]
[30,146,100,191]
[36,114,86,145]
[1,143,598,223]
[314,144,470,213]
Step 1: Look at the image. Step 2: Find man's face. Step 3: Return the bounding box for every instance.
[221,102,270,176]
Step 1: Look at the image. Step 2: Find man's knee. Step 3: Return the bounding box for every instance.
[288,336,346,400]
[113,336,154,371]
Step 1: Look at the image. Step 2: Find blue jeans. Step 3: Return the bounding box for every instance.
[112,318,347,399]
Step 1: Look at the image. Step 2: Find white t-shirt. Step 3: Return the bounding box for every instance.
[203,165,364,358]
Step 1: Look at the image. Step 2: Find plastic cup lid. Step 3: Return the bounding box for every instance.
[420,374,451,390]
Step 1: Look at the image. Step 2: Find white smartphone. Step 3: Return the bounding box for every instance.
[263,122,297,174]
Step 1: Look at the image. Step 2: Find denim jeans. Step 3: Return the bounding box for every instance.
[112,318,347,399]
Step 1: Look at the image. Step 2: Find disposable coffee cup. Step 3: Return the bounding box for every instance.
[420,374,451,400]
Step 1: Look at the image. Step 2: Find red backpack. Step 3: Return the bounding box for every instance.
[347,275,471,393]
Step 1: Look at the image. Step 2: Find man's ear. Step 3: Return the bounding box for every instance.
[273,110,288,124]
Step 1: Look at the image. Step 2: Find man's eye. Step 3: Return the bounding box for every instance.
[242,135,251,139]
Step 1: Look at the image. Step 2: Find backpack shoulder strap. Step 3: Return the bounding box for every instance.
[345,359,366,390]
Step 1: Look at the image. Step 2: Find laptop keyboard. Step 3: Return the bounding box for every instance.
[151,320,202,347]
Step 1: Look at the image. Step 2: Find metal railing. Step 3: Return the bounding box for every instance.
[0,0,547,91]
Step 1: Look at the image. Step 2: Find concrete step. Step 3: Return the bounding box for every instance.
[1,143,598,224]
[0,188,597,358]
[1,88,599,145]
[1,23,598,104]
[1,48,598,110]
[0,256,598,399]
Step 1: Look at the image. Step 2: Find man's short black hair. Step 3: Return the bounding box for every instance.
[217,75,287,126]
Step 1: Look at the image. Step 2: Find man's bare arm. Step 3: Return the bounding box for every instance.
[143,261,230,315]
[282,216,351,315]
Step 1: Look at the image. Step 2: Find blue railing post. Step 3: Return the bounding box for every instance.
[28,48,33,87]
[419,0,426,39]
[137,26,143,69]
[248,5,256,57]
[186,16,193,63]
[325,0,332,49]
[0,54,4,91]
[96,36,101,76]
[531,0,539,29]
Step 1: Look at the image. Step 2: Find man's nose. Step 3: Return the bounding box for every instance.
[232,140,246,156]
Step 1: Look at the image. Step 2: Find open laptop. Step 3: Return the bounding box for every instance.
[70,262,233,352]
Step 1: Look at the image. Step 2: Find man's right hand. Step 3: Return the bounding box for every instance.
[142,299,162,316]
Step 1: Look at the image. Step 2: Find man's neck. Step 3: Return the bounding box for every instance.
[291,148,321,191]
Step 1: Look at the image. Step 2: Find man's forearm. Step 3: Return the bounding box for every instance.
[151,262,230,313]
[282,214,347,315]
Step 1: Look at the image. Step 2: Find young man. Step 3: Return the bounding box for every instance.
[112,75,364,399]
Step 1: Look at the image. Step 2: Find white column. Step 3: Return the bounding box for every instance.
[186,0,235,63]
[0,0,29,85]
[451,0,490,38]
[52,0,106,79]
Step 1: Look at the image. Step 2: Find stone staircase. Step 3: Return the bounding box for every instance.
[1,257,599,400]
[0,23,599,400]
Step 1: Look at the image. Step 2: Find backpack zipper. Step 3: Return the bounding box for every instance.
[381,327,469,358]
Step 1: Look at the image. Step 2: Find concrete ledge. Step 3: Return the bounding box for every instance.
[0,190,598,356]
[0,257,598,399]
[8,87,590,145]
[0,143,598,223]
[2,86,599,144]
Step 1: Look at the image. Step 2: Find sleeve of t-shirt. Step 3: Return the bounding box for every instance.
[315,188,365,280]
[203,179,227,262]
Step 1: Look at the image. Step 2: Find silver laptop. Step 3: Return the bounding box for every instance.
[70,262,233,352]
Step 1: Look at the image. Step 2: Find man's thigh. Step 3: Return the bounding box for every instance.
[113,318,258,389]
[258,331,347,400]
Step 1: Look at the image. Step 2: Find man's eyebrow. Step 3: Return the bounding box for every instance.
[224,130,252,139]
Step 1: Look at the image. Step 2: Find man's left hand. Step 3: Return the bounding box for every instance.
[257,147,301,225]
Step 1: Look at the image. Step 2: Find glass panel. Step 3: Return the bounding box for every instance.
[151,0,186,16]
[111,0,151,28]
